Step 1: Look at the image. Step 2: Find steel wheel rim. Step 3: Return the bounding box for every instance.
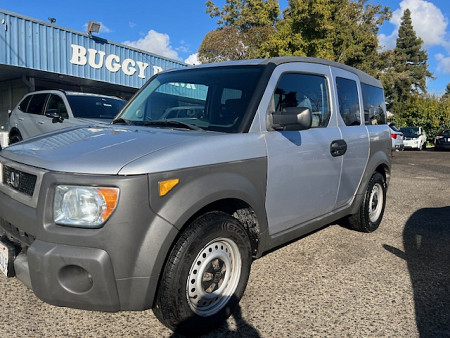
[369,182,383,223]
[186,237,241,317]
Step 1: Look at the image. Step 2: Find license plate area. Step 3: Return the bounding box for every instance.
[0,239,16,277]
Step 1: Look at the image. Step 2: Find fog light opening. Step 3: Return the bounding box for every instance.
[58,265,94,293]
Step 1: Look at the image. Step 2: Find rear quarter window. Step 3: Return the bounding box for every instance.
[361,83,386,125]
[17,95,32,113]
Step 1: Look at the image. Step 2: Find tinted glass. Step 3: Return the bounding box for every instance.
[66,95,126,119]
[361,83,386,125]
[46,94,69,118]
[336,77,360,126]
[18,95,32,113]
[273,73,330,128]
[400,127,420,137]
[118,66,264,133]
[27,94,48,115]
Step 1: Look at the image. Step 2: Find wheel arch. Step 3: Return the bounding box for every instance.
[350,150,391,215]
[8,127,22,141]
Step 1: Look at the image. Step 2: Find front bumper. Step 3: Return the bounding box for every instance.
[20,240,120,311]
[0,164,179,312]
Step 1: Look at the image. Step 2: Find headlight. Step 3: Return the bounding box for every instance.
[54,185,119,228]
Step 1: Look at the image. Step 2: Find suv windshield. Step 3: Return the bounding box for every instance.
[116,66,265,133]
[66,95,126,119]
[400,127,420,137]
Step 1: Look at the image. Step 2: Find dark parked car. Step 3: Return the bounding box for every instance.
[434,128,450,151]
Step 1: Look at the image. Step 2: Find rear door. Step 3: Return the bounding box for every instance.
[15,93,49,139]
[331,68,369,208]
[263,63,342,235]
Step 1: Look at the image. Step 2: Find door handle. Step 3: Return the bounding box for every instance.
[330,139,347,157]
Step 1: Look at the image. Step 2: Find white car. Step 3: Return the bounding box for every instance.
[0,110,9,148]
[400,126,427,150]
[8,90,126,144]
[389,123,404,151]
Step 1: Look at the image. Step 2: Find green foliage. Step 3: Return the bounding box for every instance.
[443,83,450,99]
[199,0,443,134]
[261,0,391,74]
[200,0,390,74]
[391,94,450,142]
[386,9,433,108]
[200,0,280,62]
[206,0,280,29]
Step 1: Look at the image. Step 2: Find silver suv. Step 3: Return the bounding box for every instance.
[0,57,391,335]
[8,90,126,144]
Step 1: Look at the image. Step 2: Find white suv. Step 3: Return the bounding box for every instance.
[8,90,126,144]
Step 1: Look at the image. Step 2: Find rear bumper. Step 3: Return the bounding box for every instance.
[435,143,450,151]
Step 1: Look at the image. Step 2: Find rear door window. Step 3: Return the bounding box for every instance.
[27,94,48,115]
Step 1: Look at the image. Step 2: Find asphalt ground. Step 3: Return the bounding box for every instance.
[0,149,449,337]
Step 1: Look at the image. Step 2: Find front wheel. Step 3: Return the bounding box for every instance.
[346,172,387,233]
[153,211,252,335]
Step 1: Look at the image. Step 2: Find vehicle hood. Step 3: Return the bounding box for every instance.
[0,125,215,175]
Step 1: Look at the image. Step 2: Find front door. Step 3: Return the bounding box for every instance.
[263,63,342,235]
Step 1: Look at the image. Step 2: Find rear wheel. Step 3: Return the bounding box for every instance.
[153,211,252,335]
[9,132,23,144]
[346,172,386,233]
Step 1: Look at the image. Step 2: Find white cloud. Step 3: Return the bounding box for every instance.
[185,53,201,65]
[379,0,449,50]
[128,22,136,29]
[436,53,450,74]
[122,30,179,60]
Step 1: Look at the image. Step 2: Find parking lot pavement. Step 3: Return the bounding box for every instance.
[1,150,449,337]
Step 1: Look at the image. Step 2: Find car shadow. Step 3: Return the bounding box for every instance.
[383,206,450,336]
[169,301,261,338]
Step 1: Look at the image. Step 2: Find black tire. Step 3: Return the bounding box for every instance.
[9,132,23,144]
[153,211,252,335]
[346,172,386,233]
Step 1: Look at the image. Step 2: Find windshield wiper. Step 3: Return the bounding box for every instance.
[143,120,202,131]
[111,117,133,125]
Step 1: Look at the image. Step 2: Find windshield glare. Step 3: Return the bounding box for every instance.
[118,66,264,133]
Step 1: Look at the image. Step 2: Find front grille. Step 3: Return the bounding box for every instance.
[3,165,37,196]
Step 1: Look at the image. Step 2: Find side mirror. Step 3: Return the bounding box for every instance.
[270,107,312,131]
[45,109,64,122]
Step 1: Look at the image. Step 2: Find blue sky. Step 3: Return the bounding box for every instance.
[1,0,449,95]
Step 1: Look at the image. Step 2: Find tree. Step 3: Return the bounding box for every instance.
[389,9,433,109]
[392,94,449,142]
[260,0,390,75]
[443,83,450,99]
[199,0,280,63]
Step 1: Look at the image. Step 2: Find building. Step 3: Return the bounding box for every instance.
[0,9,186,126]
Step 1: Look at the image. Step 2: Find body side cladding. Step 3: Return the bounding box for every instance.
[147,157,269,257]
